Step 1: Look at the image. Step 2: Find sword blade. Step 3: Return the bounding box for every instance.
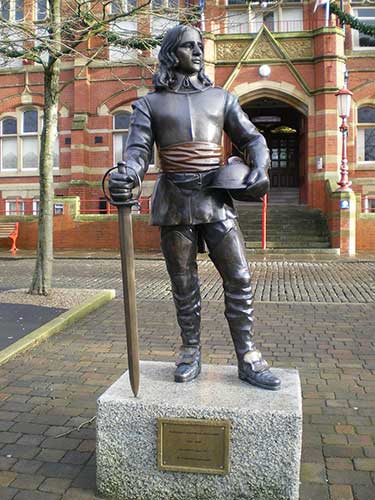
[118,205,140,397]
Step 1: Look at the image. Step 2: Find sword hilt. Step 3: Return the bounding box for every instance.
[102,161,142,208]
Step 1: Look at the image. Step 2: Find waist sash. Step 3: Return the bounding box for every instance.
[159,141,223,173]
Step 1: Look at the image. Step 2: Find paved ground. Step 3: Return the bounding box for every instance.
[1,258,375,303]
[0,257,374,500]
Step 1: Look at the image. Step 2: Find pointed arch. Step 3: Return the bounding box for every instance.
[233,80,312,116]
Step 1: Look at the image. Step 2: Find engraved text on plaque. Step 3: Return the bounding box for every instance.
[158,418,230,474]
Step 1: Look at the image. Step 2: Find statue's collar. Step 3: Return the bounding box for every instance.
[167,72,211,93]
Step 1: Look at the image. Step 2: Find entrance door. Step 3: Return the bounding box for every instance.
[242,98,305,190]
[268,132,298,188]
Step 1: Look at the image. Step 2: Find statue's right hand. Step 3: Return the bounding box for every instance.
[109,170,138,203]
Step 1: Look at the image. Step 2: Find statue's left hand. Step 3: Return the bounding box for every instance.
[246,166,270,200]
[247,166,268,186]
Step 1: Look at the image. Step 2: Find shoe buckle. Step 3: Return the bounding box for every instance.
[176,346,200,366]
[243,350,269,373]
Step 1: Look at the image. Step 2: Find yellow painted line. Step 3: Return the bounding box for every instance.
[0,289,116,366]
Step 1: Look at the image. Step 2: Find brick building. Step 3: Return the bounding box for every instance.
[0,0,374,253]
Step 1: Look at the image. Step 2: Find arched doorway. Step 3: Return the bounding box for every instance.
[240,97,307,203]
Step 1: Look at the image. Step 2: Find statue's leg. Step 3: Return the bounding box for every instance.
[203,219,281,390]
[160,225,201,383]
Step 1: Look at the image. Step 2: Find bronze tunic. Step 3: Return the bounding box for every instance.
[124,85,269,226]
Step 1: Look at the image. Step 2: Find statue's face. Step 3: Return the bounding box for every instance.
[175,28,203,76]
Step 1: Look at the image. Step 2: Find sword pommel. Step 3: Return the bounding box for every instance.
[117,160,126,175]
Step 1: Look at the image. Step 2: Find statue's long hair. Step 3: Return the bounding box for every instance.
[153,25,212,91]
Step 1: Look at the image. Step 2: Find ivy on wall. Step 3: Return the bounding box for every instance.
[330,1,375,36]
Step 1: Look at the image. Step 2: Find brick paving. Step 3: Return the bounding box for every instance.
[1,258,375,303]
[0,258,374,499]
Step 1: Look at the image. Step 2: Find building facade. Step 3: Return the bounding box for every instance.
[0,0,374,252]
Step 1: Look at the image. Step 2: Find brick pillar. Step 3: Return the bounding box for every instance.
[310,18,346,209]
[331,191,356,255]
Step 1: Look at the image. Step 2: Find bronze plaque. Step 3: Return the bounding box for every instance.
[158,418,230,475]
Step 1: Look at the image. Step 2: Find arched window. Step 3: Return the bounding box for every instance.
[0,108,56,173]
[113,111,131,165]
[357,106,375,162]
[113,109,155,167]
[22,109,39,169]
[0,117,17,171]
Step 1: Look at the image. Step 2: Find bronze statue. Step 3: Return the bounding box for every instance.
[109,24,281,390]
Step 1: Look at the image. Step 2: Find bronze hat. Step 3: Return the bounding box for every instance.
[209,156,269,202]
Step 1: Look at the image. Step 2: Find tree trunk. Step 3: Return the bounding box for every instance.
[29,0,61,295]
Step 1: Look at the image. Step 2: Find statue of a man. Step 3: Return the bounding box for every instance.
[109,24,281,390]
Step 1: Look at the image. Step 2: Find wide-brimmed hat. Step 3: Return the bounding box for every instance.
[209,156,269,202]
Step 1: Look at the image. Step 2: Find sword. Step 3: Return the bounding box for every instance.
[102,161,141,397]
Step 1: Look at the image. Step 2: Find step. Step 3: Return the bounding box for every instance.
[245,248,340,255]
[245,241,331,249]
[237,209,323,216]
[241,235,329,242]
[237,202,331,250]
[241,228,329,234]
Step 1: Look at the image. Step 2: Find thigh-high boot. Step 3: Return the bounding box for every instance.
[205,221,281,390]
[161,226,201,382]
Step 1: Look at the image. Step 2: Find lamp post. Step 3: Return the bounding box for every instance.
[335,77,353,191]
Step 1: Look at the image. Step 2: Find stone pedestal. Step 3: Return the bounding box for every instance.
[97,361,302,500]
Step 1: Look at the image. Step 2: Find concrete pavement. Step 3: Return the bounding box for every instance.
[0,257,374,499]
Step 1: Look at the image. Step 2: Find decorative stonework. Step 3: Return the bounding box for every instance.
[249,36,281,60]
[216,41,248,61]
[280,39,313,58]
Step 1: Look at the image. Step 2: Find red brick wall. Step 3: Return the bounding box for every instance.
[0,212,160,251]
[356,218,375,251]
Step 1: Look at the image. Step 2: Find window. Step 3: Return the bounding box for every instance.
[22,110,39,170]
[225,1,303,34]
[0,0,24,67]
[113,111,131,165]
[113,110,155,166]
[352,8,375,48]
[357,106,375,162]
[0,117,18,171]
[5,199,24,215]
[363,195,375,213]
[111,0,136,14]
[226,9,249,34]
[151,0,179,37]
[281,7,303,32]
[0,108,58,173]
[33,0,49,64]
[36,0,47,19]
[54,202,64,215]
[0,0,24,21]
[109,0,138,61]
[151,0,179,56]
[32,199,40,215]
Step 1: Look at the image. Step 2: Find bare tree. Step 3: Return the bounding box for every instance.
[0,0,198,295]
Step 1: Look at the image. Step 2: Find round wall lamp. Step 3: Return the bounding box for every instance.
[259,64,271,79]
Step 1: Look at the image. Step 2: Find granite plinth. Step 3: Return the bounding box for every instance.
[97,361,302,500]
